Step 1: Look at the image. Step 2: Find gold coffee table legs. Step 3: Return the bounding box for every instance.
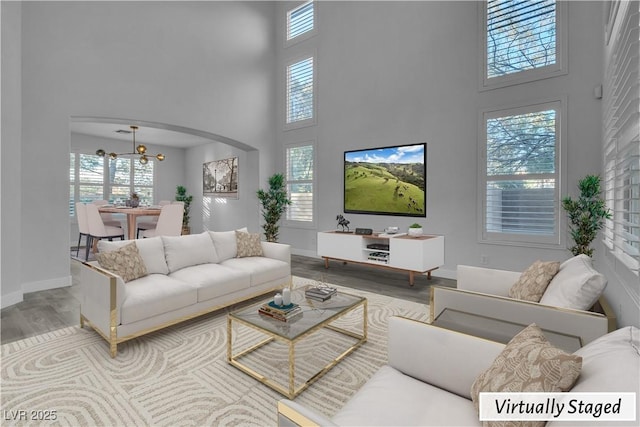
[227,300,367,399]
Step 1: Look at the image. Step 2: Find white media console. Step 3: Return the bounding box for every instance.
[317,231,445,285]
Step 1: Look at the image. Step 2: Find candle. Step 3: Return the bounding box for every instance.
[282,288,291,305]
[274,293,283,306]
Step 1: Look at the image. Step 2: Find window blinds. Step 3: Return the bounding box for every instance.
[287,1,314,41]
[286,57,314,124]
[486,0,557,78]
[603,1,640,274]
[286,144,314,222]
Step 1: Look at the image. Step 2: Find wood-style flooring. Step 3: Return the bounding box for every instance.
[0,254,455,345]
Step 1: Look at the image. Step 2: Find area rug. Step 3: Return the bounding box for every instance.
[1,276,429,426]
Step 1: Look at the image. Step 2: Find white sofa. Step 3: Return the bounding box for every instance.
[430,255,616,345]
[79,229,291,357]
[277,317,640,426]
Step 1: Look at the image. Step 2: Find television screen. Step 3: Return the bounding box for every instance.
[344,143,426,217]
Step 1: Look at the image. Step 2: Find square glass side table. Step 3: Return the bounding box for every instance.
[227,286,367,399]
[432,308,582,352]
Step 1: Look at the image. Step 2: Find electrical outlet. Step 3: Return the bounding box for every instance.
[480,255,489,265]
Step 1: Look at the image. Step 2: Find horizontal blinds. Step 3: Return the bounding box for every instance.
[487,0,557,78]
[486,109,557,175]
[287,1,314,41]
[603,1,639,273]
[286,57,314,124]
[486,179,556,235]
[286,144,314,222]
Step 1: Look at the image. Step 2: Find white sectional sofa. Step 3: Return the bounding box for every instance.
[79,229,291,357]
[430,255,617,345]
[278,317,640,427]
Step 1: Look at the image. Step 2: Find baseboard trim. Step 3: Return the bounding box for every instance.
[1,291,24,309]
[23,275,72,294]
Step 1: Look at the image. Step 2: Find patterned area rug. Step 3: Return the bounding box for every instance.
[1,276,428,426]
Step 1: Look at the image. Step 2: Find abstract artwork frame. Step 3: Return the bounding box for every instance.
[203,157,239,199]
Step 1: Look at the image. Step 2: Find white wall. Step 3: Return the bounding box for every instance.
[1,1,23,307]
[1,1,277,307]
[276,1,605,279]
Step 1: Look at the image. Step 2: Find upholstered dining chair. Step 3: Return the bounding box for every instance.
[140,203,183,238]
[136,200,171,238]
[75,202,92,260]
[92,200,122,228]
[85,204,125,253]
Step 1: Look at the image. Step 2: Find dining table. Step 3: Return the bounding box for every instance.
[98,206,162,240]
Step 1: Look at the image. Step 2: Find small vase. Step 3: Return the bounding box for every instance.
[130,199,139,207]
[408,227,423,237]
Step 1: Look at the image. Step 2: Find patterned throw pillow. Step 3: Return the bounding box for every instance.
[235,231,263,258]
[96,242,148,283]
[470,324,582,427]
[508,260,560,302]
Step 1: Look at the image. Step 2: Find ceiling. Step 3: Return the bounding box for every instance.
[70,122,216,149]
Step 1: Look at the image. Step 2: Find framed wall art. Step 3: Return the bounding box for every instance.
[203,157,239,198]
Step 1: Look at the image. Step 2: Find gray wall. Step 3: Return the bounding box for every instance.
[277,1,604,278]
[2,1,638,328]
[1,1,276,307]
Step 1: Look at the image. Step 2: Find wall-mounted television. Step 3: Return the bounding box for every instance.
[344,143,427,217]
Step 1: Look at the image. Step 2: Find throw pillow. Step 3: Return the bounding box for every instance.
[235,231,263,257]
[470,324,582,427]
[539,254,607,311]
[95,242,148,283]
[508,260,561,302]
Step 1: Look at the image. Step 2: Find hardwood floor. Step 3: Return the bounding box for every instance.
[0,254,455,345]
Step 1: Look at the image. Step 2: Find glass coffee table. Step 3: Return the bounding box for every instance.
[227,286,367,399]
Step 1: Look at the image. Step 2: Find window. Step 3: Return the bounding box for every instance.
[285,143,314,225]
[480,100,563,246]
[69,152,155,216]
[286,56,315,127]
[603,1,639,275]
[287,1,314,42]
[482,0,566,89]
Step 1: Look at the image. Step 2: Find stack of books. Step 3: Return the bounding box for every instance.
[305,286,337,302]
[258,302,302,322]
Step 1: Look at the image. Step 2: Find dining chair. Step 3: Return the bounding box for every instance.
[85,204,125,252]
[140,204,183,238]
[136,200,171,238]
[92,200,122,228]
[75,202,92,260]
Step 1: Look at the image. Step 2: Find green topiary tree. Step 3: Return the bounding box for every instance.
[256,174,291,242]
[562,175,612,257]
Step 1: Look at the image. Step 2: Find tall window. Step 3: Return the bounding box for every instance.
[69,152,155,216]
[287,1,314,42]
[480,100,562,246]
[285,143,314,224]
[286,56,315,127]
[603,1,639,275]
[482,0,566,89]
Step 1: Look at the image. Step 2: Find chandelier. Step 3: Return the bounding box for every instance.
[96,125,165,165]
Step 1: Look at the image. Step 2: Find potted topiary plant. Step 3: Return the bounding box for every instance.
[175,185,193,235]
[408,222,423,237]
[256,173,291,242]
[562,175,612,257]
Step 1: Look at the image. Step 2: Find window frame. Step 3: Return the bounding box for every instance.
[283,140,316,229]
[284,52,317,131]
[479,0,568,91]
[69,150,156,218]
[477,98,566,248]
[285,0,316,48]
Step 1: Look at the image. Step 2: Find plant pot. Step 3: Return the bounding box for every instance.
[408,227,423,237]
[181,226,191,235]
